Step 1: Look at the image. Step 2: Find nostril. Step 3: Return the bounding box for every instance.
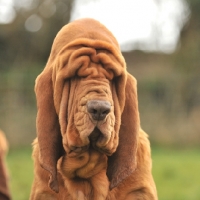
[87,108,98,116]
[92,109,98,114]
[87,100,111,121]
[102,109,110,115]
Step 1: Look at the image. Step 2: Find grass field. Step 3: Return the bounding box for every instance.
[6,146,200,200]
[152,147,200,200]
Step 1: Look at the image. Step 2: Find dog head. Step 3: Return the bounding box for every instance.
[35,18,140,192]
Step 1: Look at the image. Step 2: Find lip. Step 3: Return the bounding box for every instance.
[89,127,101,141]
[89,127,111,147]
[63,143,90,157]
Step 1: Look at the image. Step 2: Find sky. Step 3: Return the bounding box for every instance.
[71,0,190,53]
[0,0,190,53]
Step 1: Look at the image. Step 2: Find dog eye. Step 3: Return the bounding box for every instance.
[93,89,101,94]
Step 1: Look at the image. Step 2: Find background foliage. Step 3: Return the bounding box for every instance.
[0,0,200,147]
[1,0,200,147]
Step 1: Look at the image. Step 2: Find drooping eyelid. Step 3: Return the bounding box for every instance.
[73,78,113,97]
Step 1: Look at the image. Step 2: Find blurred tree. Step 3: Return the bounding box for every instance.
[0,0,74,69]
[0,0,200,146]
[172,0,200,114]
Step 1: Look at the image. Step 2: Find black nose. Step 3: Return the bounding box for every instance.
[87,100,111,121]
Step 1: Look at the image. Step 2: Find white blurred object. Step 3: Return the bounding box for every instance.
[71,0,190,53]
[0,0,190,53]
[25,14,43,32]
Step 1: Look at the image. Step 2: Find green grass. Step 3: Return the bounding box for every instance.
[7,147,33,200]
[5,147,200,200]
[152,147,200,200]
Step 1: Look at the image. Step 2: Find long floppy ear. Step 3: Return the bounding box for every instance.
[107,73,140,189]
[35,68,63,193]
[0,132,11,200]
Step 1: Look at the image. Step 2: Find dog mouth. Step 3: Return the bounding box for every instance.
[73,98,114,153]
[89,127,102,142]
[89,126,111,148]
[85,106,114,148]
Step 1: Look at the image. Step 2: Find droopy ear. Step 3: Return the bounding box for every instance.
[0,132,11,199]
[35,68,63,193]
[107,73,140,189]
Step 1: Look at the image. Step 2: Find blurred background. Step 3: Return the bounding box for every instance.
[0,0,200,199]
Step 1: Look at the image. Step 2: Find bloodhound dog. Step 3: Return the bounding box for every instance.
[0,130,11,200]
[30,18,157,200]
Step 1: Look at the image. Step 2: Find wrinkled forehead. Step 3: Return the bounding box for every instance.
[50,19,126,82]
[51,18,120,56]
[76,48,124,80]
[53,40,126,82]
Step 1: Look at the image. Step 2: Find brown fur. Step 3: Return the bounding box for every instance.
[30,18,157,200]
[0,130,11,200]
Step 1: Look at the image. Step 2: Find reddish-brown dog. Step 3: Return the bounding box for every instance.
[30,18,157,200]
[0,130,11,200]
